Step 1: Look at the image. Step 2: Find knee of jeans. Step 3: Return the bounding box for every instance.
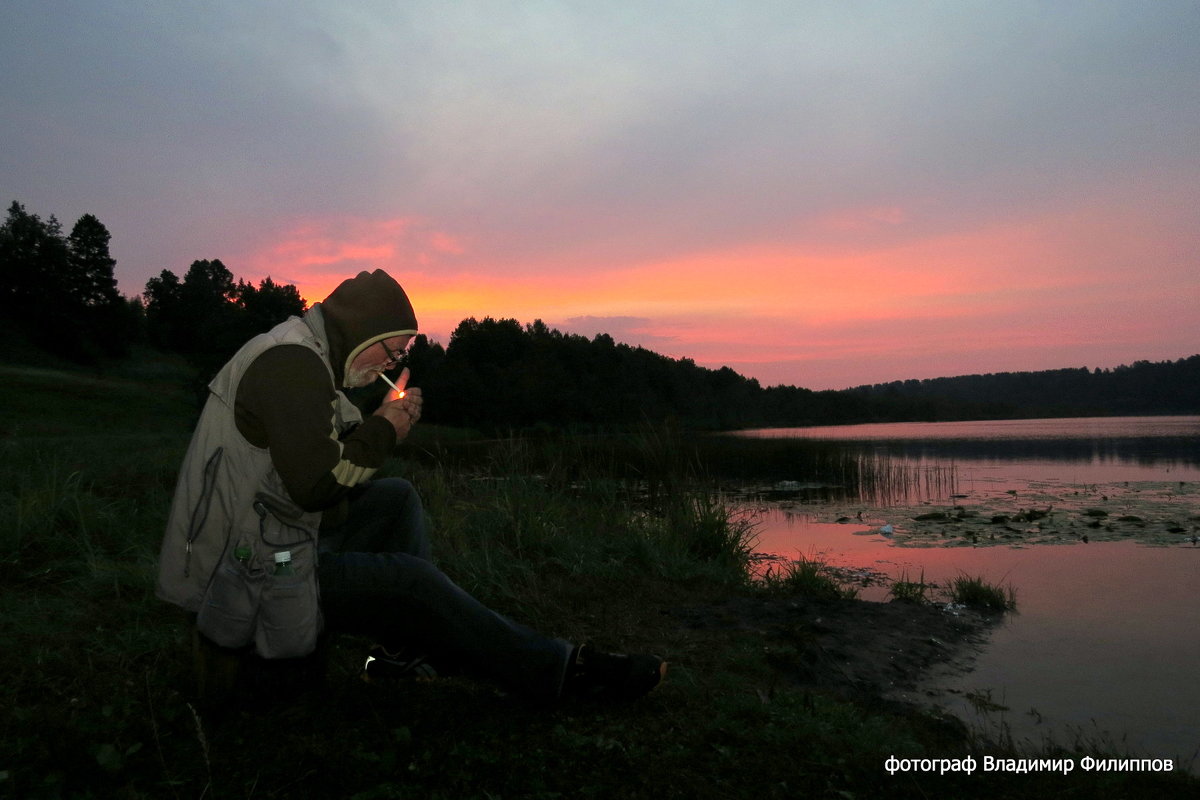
[368,475,405,493]
[374,477,420,505]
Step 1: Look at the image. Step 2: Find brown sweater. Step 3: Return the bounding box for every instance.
[234,343,396,524]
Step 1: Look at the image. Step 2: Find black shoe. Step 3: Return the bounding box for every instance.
[363,645,438,682]
[566,644,666,701]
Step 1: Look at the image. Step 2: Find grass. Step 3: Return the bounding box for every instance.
[948,574,1019,614]
[1,360,1195,799]
[757,556,859,601]
[889,570,932,605]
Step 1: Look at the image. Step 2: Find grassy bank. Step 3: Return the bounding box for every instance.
[1,363,1196,798]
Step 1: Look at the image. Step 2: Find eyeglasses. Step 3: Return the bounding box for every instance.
[379,339,407,367]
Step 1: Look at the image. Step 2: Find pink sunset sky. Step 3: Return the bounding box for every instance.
[4,2,1198,390]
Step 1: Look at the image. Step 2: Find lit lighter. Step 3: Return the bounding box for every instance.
[379,373,406,399]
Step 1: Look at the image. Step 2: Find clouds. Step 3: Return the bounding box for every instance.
[2,1,1198,389]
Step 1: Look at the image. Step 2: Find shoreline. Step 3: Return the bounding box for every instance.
[731,476,1200,776]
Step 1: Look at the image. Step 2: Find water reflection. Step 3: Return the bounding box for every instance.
[728,415,1200,491]
[749,506,1200,767]
[737,415,1200,442]
[731,417,1200,769]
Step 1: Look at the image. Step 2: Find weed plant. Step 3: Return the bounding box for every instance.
[757,556,858,601]
[889,570,932,605]
[948,574,1019,613]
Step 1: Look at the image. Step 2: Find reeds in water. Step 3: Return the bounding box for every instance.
[756,555,858,600]
[888,570,932,605]
[947,574,1018,613]
[852,453,958,506]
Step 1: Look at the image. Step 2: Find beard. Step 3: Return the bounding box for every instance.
[344,364,379,388]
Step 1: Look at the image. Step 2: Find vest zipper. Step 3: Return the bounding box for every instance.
[184,446,225,577]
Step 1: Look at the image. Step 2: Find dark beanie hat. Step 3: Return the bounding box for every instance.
[319,270,418,386]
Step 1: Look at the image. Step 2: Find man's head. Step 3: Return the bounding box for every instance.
[344,333,414,388]
[318,270,418,388]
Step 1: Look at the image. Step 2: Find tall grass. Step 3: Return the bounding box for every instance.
[853,453,959,506]
[0,385,193,799]
[888,569,932,605]
[757,556,859,600]
[394,429,760,624]
[947,574,1018,613]
[0,439,183,584]
[655,433,961,507]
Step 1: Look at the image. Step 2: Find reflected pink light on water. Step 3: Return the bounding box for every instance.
[954,458,1200,492]
[736,416,1200,442]
[740,415,1200,763]
[733,415,1200,499]
[751,508,1200,764]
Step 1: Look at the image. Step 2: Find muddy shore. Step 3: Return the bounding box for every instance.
[688,478,1200,747]
[669,592,996,713]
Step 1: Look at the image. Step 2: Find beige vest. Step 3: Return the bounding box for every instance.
[155,310,362,657]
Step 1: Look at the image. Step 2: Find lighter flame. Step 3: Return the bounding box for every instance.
[379,373,406,400]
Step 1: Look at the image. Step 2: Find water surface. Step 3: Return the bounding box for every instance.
[736,416,1200,487]
[737,417,1200,767]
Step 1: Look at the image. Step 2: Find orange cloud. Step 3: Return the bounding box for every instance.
[263,218,410,266]
[224,191,1196,390]
[235,215,467,302]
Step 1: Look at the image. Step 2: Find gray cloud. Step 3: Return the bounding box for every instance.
[3,0,1198,393]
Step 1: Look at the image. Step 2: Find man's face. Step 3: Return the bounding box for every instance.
[345,335,414,388]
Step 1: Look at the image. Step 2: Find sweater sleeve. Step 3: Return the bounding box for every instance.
[234,344,397,512]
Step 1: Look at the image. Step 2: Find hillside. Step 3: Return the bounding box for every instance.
[844,356,1200,421]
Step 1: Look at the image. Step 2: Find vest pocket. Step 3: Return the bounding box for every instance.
[255,545,322,658]
[196,555,263,649]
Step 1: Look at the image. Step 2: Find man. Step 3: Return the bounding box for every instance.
[156,269,664,702]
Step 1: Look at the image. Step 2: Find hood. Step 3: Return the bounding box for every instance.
[314,269,418,387]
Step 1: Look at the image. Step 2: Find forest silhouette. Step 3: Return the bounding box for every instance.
[3,200,1197,431]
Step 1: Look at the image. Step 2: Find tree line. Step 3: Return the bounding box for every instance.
[843,359,1200,420]
[4,200,1196,430]
[0,201,135,360]
[399,322,1200,431]
[141,259,305,378]
[1,201,304,374]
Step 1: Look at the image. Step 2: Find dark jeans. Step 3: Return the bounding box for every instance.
[316,478,572,700]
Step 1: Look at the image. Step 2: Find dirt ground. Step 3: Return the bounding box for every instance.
[667,591,995,711]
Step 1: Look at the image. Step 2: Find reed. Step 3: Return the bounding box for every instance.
[947,574,1018,613]
[853,453,958,506]
[757,555,858,600]
[888,569,932,605]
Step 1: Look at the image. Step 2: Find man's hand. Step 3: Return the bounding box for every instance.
[372,367,423,441]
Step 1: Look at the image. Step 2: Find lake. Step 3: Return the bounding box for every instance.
[728,416,1200,769]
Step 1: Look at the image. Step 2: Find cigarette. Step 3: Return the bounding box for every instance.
[379,373,406,399]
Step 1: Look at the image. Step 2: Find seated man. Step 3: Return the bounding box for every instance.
[156,269,664,702]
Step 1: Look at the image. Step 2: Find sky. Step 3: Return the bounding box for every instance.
[3,1,1198,390]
